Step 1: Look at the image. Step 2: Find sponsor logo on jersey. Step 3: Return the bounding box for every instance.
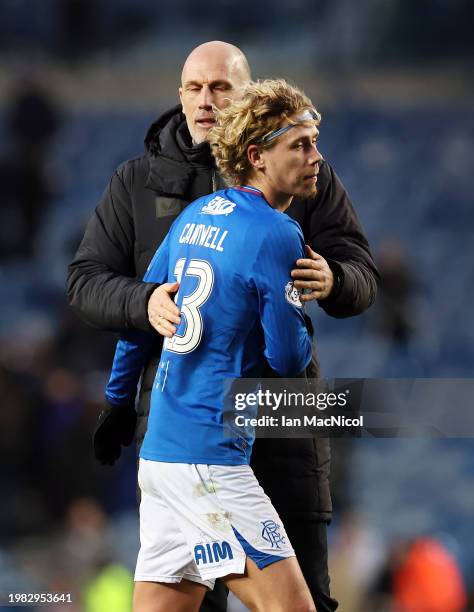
[201,196,236,216]
[261,520,286,549]
[284,281,303,308]
[194,540,234,565]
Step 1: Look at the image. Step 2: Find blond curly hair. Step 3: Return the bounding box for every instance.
[209,79,319,185]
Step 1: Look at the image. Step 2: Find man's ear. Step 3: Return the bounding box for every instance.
[178,87,184,112]
[247,144,265,170]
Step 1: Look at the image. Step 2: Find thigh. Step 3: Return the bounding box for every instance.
[285,520,338,612]
[223,557,314,612]
[134,579,206,612]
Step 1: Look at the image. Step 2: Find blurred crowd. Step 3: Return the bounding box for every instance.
[0,0,472,65]
[0,79,59,261]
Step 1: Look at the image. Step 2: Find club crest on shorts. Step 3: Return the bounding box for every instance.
[284,281,303,308]
[261,520,286,549]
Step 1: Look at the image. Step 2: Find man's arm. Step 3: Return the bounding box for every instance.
[66,162,164,332]
[94,326,156,465]
[105,330,155,405]
[253,219,313,377]
[292,161,379,318]
[104,232,171,404]
[94,237,171,465]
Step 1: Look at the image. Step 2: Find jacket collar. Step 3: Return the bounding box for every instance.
[144,105,214,197]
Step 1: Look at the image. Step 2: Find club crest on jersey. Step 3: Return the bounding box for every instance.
[194,540,234,565]
[284,281,303,308]
[261,520,286,549]
[201,196,236,216]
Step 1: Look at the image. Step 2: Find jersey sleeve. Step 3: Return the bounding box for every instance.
[251,218,312,377]
[105,329,155,405]
[105,234,172,405]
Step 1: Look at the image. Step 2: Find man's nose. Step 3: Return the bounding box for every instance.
[310,145,323,165]
[198,85,213,109]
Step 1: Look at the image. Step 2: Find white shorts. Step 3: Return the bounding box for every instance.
[135,459,295,588]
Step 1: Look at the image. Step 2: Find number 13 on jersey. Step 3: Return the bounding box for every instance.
[164,258,214,354]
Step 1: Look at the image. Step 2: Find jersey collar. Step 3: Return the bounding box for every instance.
[235,185,264,197]
[235,185,278,210]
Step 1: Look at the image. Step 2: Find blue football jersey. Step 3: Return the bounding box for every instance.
[105,186,312,465]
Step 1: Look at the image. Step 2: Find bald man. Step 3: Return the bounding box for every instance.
[179,42,250,144]
[68,41,378,612]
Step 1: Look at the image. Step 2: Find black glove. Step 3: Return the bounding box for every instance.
[93,400,137,465]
